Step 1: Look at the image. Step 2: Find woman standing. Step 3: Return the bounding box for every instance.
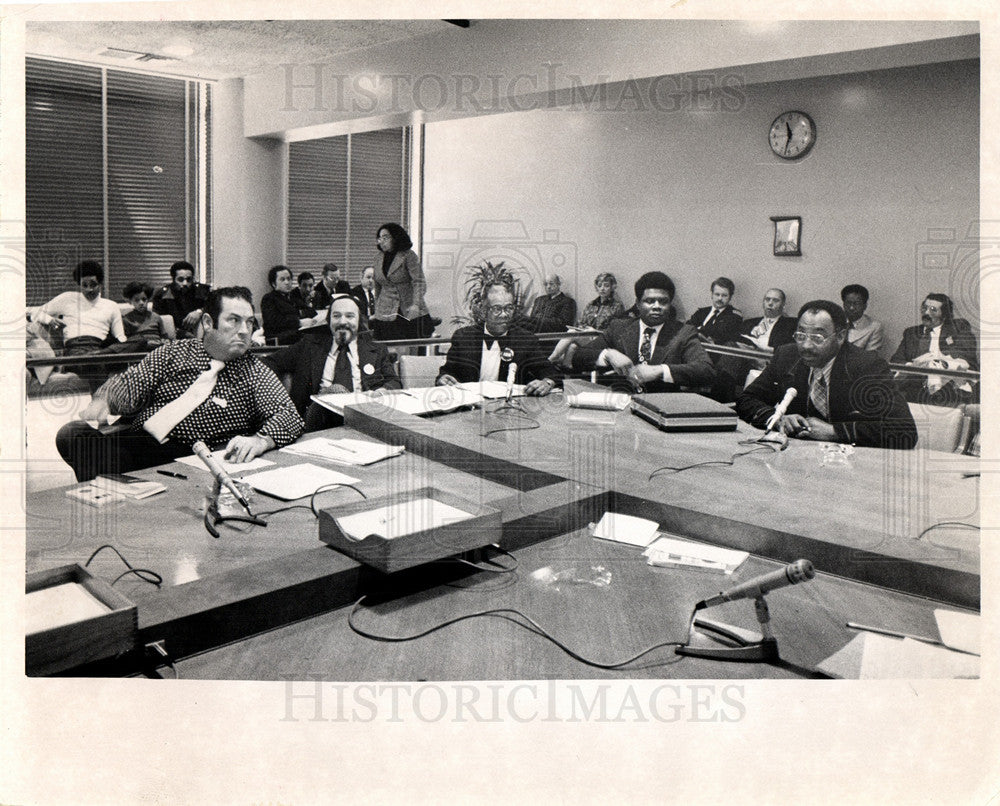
[372,223,430,341]
[261,265,318,345]
[548,272,626,366]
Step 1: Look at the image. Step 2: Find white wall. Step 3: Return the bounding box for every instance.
[421,59,979,353]
[211,78,286,308]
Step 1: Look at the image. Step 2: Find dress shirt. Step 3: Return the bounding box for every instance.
[107,338,303,448]
[598,321,674,384]
[320,339,362,390]
[480,332,503,381]
[749,317,778,347]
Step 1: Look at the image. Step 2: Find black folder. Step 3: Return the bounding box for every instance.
[630,392,737,432]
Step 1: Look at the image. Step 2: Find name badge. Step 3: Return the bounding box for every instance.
[211,396,227,408]
[363,363,375,375]
[945,336,954,345]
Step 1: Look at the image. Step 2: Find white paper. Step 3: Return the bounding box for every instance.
[455,381,527,399]
[590,512,660,547]
[859,634,979,679]
[241,463,360,500]
[176,450,275,475]
[310,386,483,416]
[336,497,473,540]
[26,583,110,635]
[281,437,404,466]
[565,390,631,411]
[643,535,749,573]
[934,609,980,655]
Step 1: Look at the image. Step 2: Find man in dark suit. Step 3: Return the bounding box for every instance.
[436,281,559,395]
[524,273,577,333]
[264,293,400,431]
[685,276,743,345]
[151,260,212,338]
[736,299,917,449]
[889,293,978,406]
[573,271,715,393]
[312,262,352,310]
[351,265,377,329]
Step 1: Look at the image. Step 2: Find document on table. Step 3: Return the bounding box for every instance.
[310,386,483,416]
[336,496,474,540]
[818,633,980,679]
[455,380,527,399]
[241,463,360,500]
[177,450,275,474]
[934,609,980,655]
[590,512,660,547]
[281,437,405,466]
[643,535,749,574]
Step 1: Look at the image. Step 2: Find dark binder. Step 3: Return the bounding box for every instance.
[630,392,738,432]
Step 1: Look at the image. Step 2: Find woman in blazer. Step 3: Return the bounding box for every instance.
[372,222,430,341]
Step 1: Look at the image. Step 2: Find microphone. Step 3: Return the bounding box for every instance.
[695,559,815,610]
[764,387,797,432]
[505,362,518,401]
[192,440,252,514]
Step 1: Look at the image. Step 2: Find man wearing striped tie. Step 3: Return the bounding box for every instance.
[55,287,304,481]
[735,300,916,449]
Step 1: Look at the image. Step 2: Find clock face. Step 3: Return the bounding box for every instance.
[769,111,816,159]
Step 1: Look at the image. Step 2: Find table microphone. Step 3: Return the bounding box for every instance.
[695,559,815,610]
[765,387,797,432]
[505,362,517,401]
[192,440,252,514]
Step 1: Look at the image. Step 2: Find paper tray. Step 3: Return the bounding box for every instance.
[25,563,138,676]
[318,486,502,573]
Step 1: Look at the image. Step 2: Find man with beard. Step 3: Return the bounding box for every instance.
[736,299,916,449]
[573,271,714,393]
[152,260,212,338]
[55,287,304,481]
[264,293,401,431]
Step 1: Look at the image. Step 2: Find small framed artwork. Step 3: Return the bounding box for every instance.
[770,215,802,256]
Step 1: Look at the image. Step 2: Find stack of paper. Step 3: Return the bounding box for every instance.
[282,437,405,466]
[335,497,474,541]
[92,473,166,499]
[590,512,660,547]
[310,387,483,416]
[643,535,749,574]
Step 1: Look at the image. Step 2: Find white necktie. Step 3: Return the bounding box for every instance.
[143,358,225,443]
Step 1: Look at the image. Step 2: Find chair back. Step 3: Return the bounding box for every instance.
[397,354,446,389]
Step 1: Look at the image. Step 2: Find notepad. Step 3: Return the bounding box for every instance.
[176,450,275,475]
[281,437,405,466]
[241,463,360,500]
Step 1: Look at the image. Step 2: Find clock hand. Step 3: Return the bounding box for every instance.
[784,122,792,154]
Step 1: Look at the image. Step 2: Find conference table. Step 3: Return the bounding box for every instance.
[25,388,981,679]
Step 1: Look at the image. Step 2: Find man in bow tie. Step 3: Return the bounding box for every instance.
[436,281,560,395]
[264,293,401,431]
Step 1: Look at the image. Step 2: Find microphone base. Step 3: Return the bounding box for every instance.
[675,617,780,663]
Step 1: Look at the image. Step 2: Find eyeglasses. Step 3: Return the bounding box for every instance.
[486,304,516,316]
[793,331,839,346]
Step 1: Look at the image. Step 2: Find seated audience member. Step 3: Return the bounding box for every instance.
[261,264,319,345]
[55,287,304,482]
[735,299,917,449]
[290,272,317,309]
[548,272,627,367]
[34,260,126,355]
[437,278,560,395]
[572,271,715,393]
[264,294,400,431]
[312,262,352,310]
[351,265,377,329]
[686,276,743,345]
[121,282,172,350]
[152,260,212,339]
[524,273,577,333]
[712,288,796,401]
[840,284,885,353]
[890,293,979,406]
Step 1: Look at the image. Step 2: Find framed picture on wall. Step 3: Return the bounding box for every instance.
[770,215,802,256]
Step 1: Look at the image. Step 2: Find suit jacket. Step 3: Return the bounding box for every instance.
[151,281,211,336]
[372,249,428,322]
[890,320,979,370]
[263,331,400,415]
[351,283,377,317]
[739,315,797,349]
[572,317,715,392]
[437,324,561,385]
[686,305,743,345]
[261,290,316,345]
[735,342,917,449]
[526,292,577,333]
[846,314,885,354]
[312,280,352,311]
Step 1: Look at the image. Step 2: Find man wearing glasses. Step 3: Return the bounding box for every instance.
[735,299,916,449]
[436,280,560,395]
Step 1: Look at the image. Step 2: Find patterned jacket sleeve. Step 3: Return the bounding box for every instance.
[248,358,304,446]
[105,343,174,414]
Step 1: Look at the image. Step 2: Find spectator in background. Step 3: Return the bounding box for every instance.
[152,260,212,339]
[291,272,317,309]
[351,265,377,330]
[840,284,885,354]
[525,273,577,334]
[548,271,625,367]
[372,223,433,340]
[312,262,351,310]
[121,281,173,351]
[261,265,320,345]
[686,276,743,345]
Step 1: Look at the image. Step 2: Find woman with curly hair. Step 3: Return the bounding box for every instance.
[548,271,625,367]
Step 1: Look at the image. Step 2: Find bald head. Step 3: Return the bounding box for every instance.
[544,274,562,297]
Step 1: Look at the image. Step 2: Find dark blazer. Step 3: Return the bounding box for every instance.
[526,292,577,333]
[735,342,917,449]
[890,320,979,370]
[263,330,400,415]
[261,290,316,345]
[351,283,377,324]
[151,281,211,336]
[738,315,798,349]
[686,305,743,345]
[312,280,352,311]
[437,324,561,385]
[572,317,715,392]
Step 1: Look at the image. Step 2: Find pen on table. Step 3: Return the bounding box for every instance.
[844,621,979,654]
[326,440,357,454]
[157,470,188,480]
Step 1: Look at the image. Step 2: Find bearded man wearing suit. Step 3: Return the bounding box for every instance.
[736,299,917,449]
[572,271,715,393]
[436,281,560,395]
[263,294,400,431]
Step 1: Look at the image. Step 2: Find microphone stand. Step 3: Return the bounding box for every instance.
[202,478,267,539]
[675,594,780,662]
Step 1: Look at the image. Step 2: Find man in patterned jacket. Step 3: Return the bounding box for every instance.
[56,287,304,482]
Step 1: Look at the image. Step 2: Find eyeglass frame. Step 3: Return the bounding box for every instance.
[485,303,516,316]
[792,329,845,346]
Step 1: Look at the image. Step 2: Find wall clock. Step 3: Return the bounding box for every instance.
[768,111,816,159]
